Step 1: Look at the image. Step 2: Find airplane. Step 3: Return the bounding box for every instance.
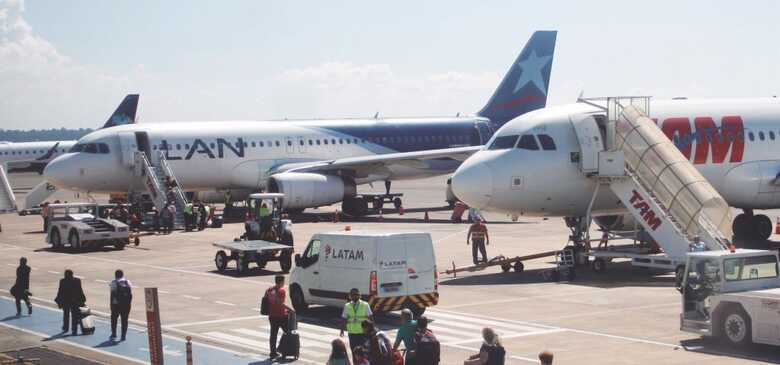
[43,31,557,216]
[0,94,139,176]
[450,96,780,246]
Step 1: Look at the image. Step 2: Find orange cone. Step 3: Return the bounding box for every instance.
[345,225,351,231]
[776,217,780,235]
[399,206,405,216]
[424,211,430,222]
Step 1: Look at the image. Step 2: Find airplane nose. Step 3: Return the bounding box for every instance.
[451,157,493,209]
[43,155,71,188]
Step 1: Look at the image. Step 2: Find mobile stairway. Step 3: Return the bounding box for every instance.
[571,97,733,274]
[0,166,17,213]
[133,151,187,228]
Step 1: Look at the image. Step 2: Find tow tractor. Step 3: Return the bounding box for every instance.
[213,193,294,275]
[680,248,780,347]
[46,203,130,250]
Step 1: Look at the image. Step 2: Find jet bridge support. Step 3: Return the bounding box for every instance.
[133,151,187,228]
[573,97,733,274]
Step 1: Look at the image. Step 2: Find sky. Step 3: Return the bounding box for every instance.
[1,0,779,129]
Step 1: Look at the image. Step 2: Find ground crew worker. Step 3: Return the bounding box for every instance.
[467,218,490,264]
[224,190,233,211]
[41,202,50,232]
[198,202,209,230]
[183,201,194,231]
[340,288,373,356]
[259,202,271,237]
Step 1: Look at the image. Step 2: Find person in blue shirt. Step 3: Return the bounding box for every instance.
[392,308,417,363]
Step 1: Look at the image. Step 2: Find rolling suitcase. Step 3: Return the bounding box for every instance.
[79,306,95,335]
[278,331,300,359]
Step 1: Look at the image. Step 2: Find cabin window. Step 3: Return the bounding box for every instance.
[287,140,292,146]
[275,141,280,147]
[748,132,755,141]
[516,135,540,151]
[759,131,766,141]
[316,140,321,145]
[308,140,313,145]
[488,135,519,150]
[331,139,336,145]
[251,142,256,147]
[770,131,776,140]
[537,134,557,151]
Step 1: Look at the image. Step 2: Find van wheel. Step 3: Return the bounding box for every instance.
[290,285,308,312]
[592,258,607,273]
[50,229,61,248]
[68,230,80,249]
[722,307,752,346]
[404,302,426,318]
[215,250,228,272]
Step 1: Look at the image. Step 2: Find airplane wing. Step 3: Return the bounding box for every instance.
[271,146,482,178]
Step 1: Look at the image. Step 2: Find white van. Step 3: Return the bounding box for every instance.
[289,231,438,316]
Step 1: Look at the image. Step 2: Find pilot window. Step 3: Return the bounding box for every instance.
[537,134,556,151]
[84,144,98,153]
[97,143,110,154]
[488,135,519,150]
[516,135,540,150]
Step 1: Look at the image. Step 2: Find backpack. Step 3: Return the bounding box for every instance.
[260,293,270,315]
[413,329,440,365]
[115,280,132,305]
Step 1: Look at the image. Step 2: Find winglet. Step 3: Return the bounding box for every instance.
[102,94,139,129]
[477,31,557,127]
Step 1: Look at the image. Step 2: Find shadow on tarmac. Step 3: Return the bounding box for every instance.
[294,305,401,332]
[209,268,285,277]
[679,337,780,363]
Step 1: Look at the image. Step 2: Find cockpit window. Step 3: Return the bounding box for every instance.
[537,134,556,151]
[516,135,539,150]
[69,143,110,154]
[488,135,519,150]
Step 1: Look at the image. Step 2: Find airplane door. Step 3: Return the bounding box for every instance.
[117,132,137,167]
[570,114,605,174]
[134,132,152,162]
[297,136,306,153]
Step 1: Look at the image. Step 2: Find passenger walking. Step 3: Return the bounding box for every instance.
[11,257,32,316]
[109,269,132,341]
[264,275,294,359]
[54,269,86,335]
[467,218,490,264]
[393,308,416,363]
[166,203,176,233]
[327,338,352,365]
[538,350,553,365]
[464,328,505,365]
[362,320,392,365]
[411,316,440,365]
[340,288,373,355]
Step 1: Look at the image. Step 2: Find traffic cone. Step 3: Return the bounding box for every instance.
[775,217,780,235]
[345,225,352,231]
[424,211,430,222]
[399,206,405,216]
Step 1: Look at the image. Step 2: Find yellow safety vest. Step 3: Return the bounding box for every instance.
[345,300,370,334]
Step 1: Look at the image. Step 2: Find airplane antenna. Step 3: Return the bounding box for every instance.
[374,112,379,119]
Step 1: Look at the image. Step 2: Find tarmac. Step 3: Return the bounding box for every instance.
[1,174,780,364]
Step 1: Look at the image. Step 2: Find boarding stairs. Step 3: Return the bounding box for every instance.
[133,151,186,228]
[577,97,732,269]
[23,181,58,211]
[0,166,17,213]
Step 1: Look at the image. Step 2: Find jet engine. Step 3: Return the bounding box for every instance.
[593,214,639,232]
[267,173,356,210]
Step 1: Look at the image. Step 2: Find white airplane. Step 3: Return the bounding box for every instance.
[0,94,139,176]
[451,97,780,244]
[43,31,558,216]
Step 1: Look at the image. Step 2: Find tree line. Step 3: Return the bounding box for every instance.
[0,128,94,142]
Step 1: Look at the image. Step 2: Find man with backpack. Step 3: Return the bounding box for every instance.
[109,269,132,341]
[410,316,440,365]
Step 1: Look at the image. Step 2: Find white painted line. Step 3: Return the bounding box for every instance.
[166,315,263,328]
[447,328,566,345]
[157,290,170,294]
[214,301,236,307]
[5,263,14,267]
[446,342,538,363]
[231,328,332,353]
[95,279,109,284]
[431,308,560,330]
[0,322,147,365]
[427,323,480,338]
[565,328,681,349]
[204,331,329,360]
[433,228,468,243]
[47,270,59,275]
[427,310,552,332]
[181,295,201,300]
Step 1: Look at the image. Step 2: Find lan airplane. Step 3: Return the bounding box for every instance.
[451,97,780,244]
[43,31,557,216]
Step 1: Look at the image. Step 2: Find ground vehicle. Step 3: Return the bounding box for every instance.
[46,203,130,250]
[213,193,294,274]
[680,249,780,347]
[289,231,438,317]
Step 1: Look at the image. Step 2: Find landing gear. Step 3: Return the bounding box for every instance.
[732,211,772,242]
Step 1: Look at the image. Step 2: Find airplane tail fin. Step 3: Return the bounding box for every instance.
[101,94,139,129]
[477,31,557,127]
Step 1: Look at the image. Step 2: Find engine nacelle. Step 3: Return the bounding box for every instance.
[593,214,638,232]
[268,173,356,210]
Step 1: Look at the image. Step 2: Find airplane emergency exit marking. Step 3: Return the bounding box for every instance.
[629,190,662,231]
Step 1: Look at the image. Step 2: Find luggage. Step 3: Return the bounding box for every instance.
[278,332,300,359]
[287,311,297,331]
[79,306,95,335]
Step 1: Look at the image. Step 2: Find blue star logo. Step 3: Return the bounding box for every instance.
[512,50,552,95]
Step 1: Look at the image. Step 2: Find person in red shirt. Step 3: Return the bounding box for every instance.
[265,275,294,359]
[467,219,490,264]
